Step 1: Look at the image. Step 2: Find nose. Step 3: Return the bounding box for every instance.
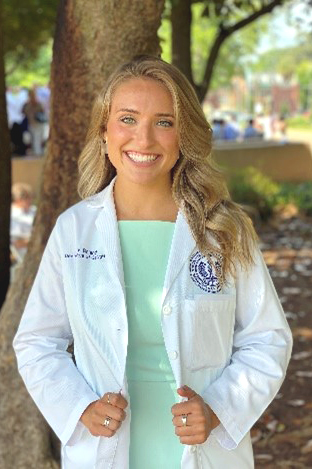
[135,121,155,149]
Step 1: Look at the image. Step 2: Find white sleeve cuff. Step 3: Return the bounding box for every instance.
[204,394,244,450]
[60,394,99,446]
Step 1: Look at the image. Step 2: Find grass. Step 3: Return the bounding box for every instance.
[287,114,312,130]
[228,167,312,219]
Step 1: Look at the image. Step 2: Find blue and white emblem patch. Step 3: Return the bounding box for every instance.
[189,251,222,293]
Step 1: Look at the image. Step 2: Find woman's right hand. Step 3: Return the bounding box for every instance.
[80,392,128,437]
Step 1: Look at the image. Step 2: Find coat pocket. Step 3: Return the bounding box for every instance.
[184,294,236,371]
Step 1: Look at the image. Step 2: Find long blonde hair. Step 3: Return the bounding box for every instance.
[78,55,257,281]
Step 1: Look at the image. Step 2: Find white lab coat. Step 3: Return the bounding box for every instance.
[13,178,292,469]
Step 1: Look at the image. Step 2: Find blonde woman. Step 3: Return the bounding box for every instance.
[14,56,292,469]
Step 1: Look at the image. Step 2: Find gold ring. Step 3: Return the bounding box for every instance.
[107,393,110,405]
[181,414,187,426]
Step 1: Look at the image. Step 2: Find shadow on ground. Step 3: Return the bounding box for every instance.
[253,213,312,468]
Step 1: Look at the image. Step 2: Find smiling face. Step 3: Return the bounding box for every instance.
[104,77,180,191]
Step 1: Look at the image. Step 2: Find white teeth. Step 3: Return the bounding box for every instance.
[126,151,158,163]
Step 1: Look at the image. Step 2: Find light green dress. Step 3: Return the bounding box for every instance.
[118,221,184,469]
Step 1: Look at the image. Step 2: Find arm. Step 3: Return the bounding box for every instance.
[13,221,100,446]
[202,247,293,449]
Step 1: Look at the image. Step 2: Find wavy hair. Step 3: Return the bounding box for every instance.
[78,55,257,282]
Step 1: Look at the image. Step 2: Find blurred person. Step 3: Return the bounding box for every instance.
[22,88,46,156]
[211,118,224,140]
[6,86,28,155]
[35,83,51,143]
[255,112,273,140]
[275,115,288,143]
[223,115,241,141]
[243,119,262,140]
[10,183,36,261]
[13,55,292,469]
[35,83,51,118]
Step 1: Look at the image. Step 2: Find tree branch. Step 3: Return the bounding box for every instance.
[197,0,286,102]
[226,0,284,35]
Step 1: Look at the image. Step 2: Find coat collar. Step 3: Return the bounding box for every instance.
[88,177,196,297]
[86,177,117,209]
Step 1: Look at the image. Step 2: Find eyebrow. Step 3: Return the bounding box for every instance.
[116,108,175,118]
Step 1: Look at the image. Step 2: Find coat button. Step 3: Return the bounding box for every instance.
[163,304,172,315]
[189,445,197,453]
[169,351,178,360]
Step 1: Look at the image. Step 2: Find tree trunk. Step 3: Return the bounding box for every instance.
[171,0,193,85]
[0,0,12,309]
[0,0,164,467]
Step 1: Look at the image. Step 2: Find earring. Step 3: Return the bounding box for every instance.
[103,138,108,156]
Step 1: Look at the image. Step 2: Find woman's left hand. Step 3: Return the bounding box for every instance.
[171,385,220,445]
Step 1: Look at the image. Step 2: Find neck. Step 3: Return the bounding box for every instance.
[113,178,178,221]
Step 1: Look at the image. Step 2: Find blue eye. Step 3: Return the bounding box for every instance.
[120,116,135,124]
[157,120,173,127]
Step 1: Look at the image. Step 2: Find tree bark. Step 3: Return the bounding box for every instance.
[171,0,193,84]
[0,0,12,309]
[0,0,164,467]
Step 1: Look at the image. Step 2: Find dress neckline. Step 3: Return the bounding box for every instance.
[118,220,175,224]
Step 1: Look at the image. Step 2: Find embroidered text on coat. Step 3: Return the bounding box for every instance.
[65,248,105,260]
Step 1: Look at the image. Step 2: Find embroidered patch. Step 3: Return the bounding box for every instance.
[189,251,222,293]
[65,248,105,260]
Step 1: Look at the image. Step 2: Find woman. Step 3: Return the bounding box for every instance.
[13,56,292,469]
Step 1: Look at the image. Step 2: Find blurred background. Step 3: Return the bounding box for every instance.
[4,0,312,216]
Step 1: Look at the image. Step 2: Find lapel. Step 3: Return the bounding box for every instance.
[86,180,126,383]
[162,210,196,303]
[161,211,195,388]
[89,178,125,293]
[87,182,196,389]
[89,180,196,301]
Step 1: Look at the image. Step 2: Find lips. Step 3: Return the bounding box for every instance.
[125,151,159,163]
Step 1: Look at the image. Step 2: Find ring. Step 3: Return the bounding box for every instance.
[181,414,187,427]
[107,393,110,405]
[103,416,111,428]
